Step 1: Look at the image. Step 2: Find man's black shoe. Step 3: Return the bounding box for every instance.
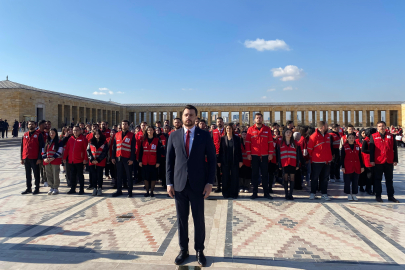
[214,187,222,193]
[78,190,85,195]
[86,186,93,190]
[32,189,40,195]
[21,189,32,195]
[264,194,273,200]
[67,189,76,194]
[388,197,400,203]
[250,193,258,199]
[196,250,207,267]
[174,250,189,265]
[376,197,383,203]
[112,191,123,197]
[127,193,133,198]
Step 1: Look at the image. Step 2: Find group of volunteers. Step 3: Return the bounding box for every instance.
[20,111,401,203]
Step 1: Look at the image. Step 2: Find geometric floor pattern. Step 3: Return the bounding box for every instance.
[1,138,405,269]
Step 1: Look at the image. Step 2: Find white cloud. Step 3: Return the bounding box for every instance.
[108,91,114,95]
[244,38,290,51]
[271,65,306,81]
[267,88,276,92]
[117,91,124,94]
[261,96,267,99]
[283,86,293,91]
[93,91,106,95]
[99,88,109,91]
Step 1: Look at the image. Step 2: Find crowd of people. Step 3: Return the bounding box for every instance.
[0,119,25,138]
[19,112,402,203]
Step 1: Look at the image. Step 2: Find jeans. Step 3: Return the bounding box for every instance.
[374,163,394,198]
[344,173,359,194]
[310,162,330,194]
[251,155,269,195]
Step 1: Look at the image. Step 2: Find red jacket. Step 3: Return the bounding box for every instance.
[102,128,111,138]
[329,132,341,149]
[212,128,225,155]
[359,137,372,167]
[246,124,274,156]
[241,142,251,167]
[372,132,395,164]
[135,130,144,160]
[63,134,88,164]
[22,130,42,160]
[307,129,332,163]
[342,143,361,174]
[297,136,309,161]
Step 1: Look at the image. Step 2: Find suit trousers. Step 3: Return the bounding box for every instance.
[310,162,330,195]
[24,159,40,190]
[374,162,394,198]
[251,155,269,195]
[175,180,205,252]
[222,164,239,198]
[116,157,133,194]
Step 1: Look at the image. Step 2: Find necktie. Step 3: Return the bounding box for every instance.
[185,130,190,157]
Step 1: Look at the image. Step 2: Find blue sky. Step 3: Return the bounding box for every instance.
[1,0,404,103]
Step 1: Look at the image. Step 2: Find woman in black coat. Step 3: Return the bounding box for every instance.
[218,123,243,199]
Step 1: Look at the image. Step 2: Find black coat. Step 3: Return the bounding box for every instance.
[218,135,243,167]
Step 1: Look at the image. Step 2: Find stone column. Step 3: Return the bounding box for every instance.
[333,111,337,124]
[386,110,391,126]
[344,111,348,126]
[321,111,326,122]
[301,111,306,125]
[311,111,315,126]
[290,110,295,124]
[316,110,320,125]
[281,111,286,125]
[249,111,253,126]
[271,111,276,125]
[355,111,360,126]
[239,111,242,124]
[145,111,150,124]
[349,110,354,125]
[229,111,232,123]
[362,110,368,127]
[207,111,211,125]
[373,110,379,125]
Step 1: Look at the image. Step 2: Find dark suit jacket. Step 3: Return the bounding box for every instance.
[218,135,243,167]
[166,127,216,193]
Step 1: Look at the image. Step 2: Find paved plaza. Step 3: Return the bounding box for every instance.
[0,138,404,269]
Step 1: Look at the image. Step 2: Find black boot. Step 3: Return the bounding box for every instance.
[288,181,294,200]
[284,180,289,200]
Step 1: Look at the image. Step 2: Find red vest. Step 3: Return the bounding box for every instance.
[343,143,361,174]
[135,130,144,160]
[212,128,225,154]
[241,142,251,167]
[90,142,107,167]
[280,142,297,167]
[115,131,134,158]
[329,132,341,149]
[360,137,372,167]
[142,138,159,165]
[43,141,62,165]
[372,132,395,164]
[22,130,41,160]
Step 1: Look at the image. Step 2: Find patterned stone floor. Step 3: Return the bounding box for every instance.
[0,137,405,269]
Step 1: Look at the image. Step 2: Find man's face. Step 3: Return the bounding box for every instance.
[216,119,224,129]
[141,123,147,131]
[156,123,161,128]
[28,122,35,130]
[39,123,45,131]
[92,125,98,131]
[195,119,200,125]
[288,123,293,129]
[182,109,196,128]
[79,123,84,129]
[174,119,182,129]
[198,122,206,130]
[347,127,354,134]
[319,124,328,133]
[47,122,51,129]
[163,126,170,133]
[101,122,106,130]
[255,115,263,125]
[122,122,129,131]
[377,123,386,133]
[73,127,81,137]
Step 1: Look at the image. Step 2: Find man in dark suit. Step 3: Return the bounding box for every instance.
[166,105,216,267]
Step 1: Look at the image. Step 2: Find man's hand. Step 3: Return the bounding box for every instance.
[342,168,345,173]
[217,163,221,168]
[370,162,375,167]
[167,185,175,198]
[394,162,397,166]
[92,160,98,165]
[203,184,212,199]
[139,162,142,167]
[83,160,88,165]
[268,154,273,161]
[361,168,365,173]
[247,154,252,161]
[111,159,116,165]
[36,160,41,165]
[63,159,66,164]
[20,160,24,165]
[296,167,299,170]
[239,162,243,168]
[128,160,133,166]
[156,163,160,168]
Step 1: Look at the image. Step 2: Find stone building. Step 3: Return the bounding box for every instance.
[1,79,404,129]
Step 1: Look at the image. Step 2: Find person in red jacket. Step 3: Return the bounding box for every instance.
[42,128,63,195]
[63,126,88,194]
[101,121,111,138]
[329,124,341,182]
[156,127,168,188]
[307,121,333,200]
[112,120,136,197]
[211,117,226,193]
[341,133,364,201]
[87,130,109,196]
[246,113,274,199]
[360,128,376,195]
[169,118,182,135]
[21,120,44,195]
[239,131,251,193]
[370,121,399,203]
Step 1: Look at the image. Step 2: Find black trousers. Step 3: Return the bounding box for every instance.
[330,149,340,179]
[216,155,222,188]
[159,157,167,186]
[69,163,85,190]
[222,164,239,198]
[24,159,40,190]
[251,155,269,195]
[268,162,277,188]
[374,163,394,198]
[344,173,359,194]
[89,165,104,188]
[311,163,330,194]
[175,181,205,251]
[116,157,133,194]
[1,129,4,138]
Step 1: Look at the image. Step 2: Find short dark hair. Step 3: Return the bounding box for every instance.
[332,124,339,129]
[122,120,129,124]
[155,121,161,124]
[174,118,182,121]
[286,120,294,125]
[217,117,223,121]
[183,104,198,115]
[199,119,206,124]
[317,121,326,128]
[377,121,386,126]
[255,113,263,118]
[347,124,354,128]
[141,121,147,125]
[38,120,46,126]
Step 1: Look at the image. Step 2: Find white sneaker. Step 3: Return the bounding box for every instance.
[244,189,249,193]
[322,194,331,201]
[352,195,358,201]
[309,193,316,200]
[330,179,335,183]
[239,189,244,193]
[52,189,59,195]
[348,194,353,201]
[44,182,49,187]
[48,188,54,195]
